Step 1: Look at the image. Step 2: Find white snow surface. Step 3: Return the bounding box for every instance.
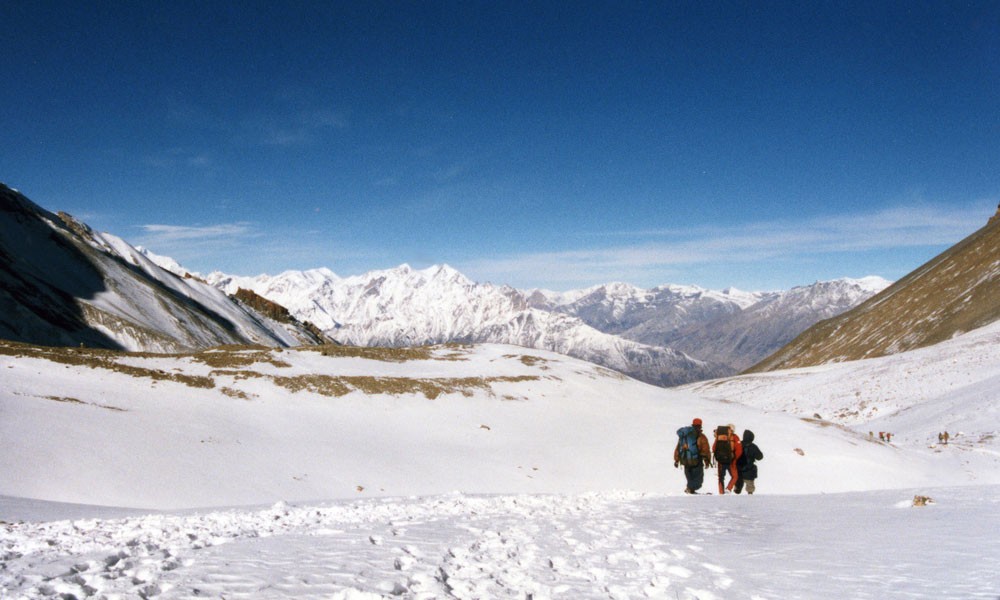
[2,325,999,598]
[684,319,1000,441]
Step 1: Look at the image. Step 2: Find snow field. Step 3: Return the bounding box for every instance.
[2,344,988,511]
[3,487,998,599]
[4,328,1000,599]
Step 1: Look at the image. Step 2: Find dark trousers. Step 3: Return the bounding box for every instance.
[684,463,705,492]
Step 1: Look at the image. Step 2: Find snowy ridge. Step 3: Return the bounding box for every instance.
[208,265,728,386]
[0,184,323,351]
[667,276,892,371]
[536,277,889,371]
[88,230,303,350]
[205,264,886,385]
[528,281,765,313]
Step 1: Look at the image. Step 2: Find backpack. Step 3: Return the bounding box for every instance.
[676,426,701,467]
[714,426,734,464]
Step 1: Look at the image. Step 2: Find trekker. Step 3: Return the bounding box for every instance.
[734,429,764,495]
[674,418,711,494]
[713,424,742,494]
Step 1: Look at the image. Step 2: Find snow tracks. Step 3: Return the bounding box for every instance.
[1,492,732,599]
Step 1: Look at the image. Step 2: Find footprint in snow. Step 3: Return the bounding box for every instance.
[702,562,726,574]
[668,564,693,578]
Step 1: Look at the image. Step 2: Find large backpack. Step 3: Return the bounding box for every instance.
[676,426,701,467]
[714,426,734,464]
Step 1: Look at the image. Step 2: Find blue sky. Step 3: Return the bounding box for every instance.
[3,2,998,291]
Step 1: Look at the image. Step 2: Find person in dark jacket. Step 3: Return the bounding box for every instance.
[734,429,764,495]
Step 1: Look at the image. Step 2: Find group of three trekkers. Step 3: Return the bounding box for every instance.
[673,417,764,495]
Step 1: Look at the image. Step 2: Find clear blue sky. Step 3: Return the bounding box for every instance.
[3,1,998,291]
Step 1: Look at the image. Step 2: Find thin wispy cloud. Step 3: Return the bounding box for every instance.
[464,203,994,289]
[133,222,370,277]
[143,148,214,170]
[134,223,259,262]
[165,97,350,149]
[604,204,984,247]
[244,108,350,147]
[139,223,255,243]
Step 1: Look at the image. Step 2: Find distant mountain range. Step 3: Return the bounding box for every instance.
[0,184,325,352]
[0,183,909,385]
[525,277,889,373]
[749,204,1000,372]
[204,264,888,386]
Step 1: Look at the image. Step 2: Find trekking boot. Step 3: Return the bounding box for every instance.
[684,488,694,494]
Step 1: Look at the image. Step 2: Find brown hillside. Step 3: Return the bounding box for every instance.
[747,211,1000,372]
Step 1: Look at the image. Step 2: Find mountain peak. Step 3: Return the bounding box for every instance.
[412,264,472,286]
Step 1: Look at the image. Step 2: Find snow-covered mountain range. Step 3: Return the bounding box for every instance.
[0,184,325,352]
[205,264,888,386]
[0,183,889,385]
[528,276,890,372]
[204,265,726,386]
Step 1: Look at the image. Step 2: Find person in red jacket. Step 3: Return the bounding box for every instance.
[712,424,743,494]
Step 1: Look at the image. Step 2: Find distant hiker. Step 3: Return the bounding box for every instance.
[879,432,885,441]
[712,424,742,494]
[869,431,874,440]
[943,431,950,445]
[674,418,711,494]
[734,429,763,495]
[886,432,893,443]
[938,432,944,444]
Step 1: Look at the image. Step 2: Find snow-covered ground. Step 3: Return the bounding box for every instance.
[684,319,1000,452]
[3,486,998,599]
[2,326,999,598]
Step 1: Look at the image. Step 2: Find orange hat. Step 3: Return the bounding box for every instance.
[692,418,702,426]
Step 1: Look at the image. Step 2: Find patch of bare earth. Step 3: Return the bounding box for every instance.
[2,341,540,400]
